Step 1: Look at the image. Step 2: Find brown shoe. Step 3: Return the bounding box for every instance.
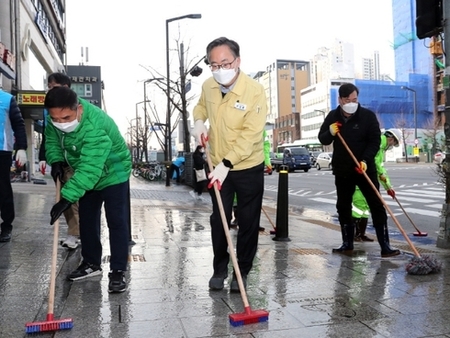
[361,235,374,242]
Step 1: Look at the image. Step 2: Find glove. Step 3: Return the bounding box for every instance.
[50,198,72,225]
[267,164,272,171]
[387,189,395,199]
[39,161,47,175]
[15,149,27,167]
[329,122,342,136]
[51,162,66,183]
[355,161,367,174]
[379,174,387,182]
[207,162,230,190]
[193,120,208,146]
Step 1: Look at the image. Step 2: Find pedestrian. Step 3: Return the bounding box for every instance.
[169,155,185,184]
[44,86,132,293]
[318,83,400,258]
[191,145,207,199]
[193,36,267,292]
[39,72,81,249]
[0,89,27,242]
[353,129,401,241]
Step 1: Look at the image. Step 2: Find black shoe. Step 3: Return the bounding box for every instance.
[67,262,102,281]
[230,274,247,293]
[0,232,11,242]
[332,224,354,253]
[381,248,401,258]
[209,273,227,290]
[108,270,127,293]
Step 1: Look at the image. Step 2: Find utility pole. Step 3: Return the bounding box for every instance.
[180,42,190,153]
[437,0,450,248]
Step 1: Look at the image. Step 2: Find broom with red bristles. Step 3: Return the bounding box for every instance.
[25,179,73,333]
[203,138,269,326]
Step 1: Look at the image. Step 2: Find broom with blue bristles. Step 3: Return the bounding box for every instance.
[25,179,73,333]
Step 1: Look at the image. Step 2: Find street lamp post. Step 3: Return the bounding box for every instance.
[401,86,418,142]
[135,100,147,162]
[165,13,201,187]
[143,78,164,162]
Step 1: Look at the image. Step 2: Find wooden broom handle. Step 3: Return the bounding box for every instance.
[336,133,421,257]
[203,143,250,307]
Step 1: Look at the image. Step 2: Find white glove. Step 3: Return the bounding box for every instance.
[15,149,27,167]
[39,161,47,175]
[208,162,230,190]
[193,120,208,146]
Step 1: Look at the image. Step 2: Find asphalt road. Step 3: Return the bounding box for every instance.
[263,163,444,245]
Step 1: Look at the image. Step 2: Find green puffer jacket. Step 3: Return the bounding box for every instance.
[45,99,131,203]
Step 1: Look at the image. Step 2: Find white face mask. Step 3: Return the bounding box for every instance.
[342,102,358,114]
[212,68,237,86]
[52,113,80,133]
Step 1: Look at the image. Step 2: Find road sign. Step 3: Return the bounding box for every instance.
[414,138,419,145]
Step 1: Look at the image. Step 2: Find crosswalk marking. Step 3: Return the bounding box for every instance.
[402,207,440,217]
[265,183,444,218]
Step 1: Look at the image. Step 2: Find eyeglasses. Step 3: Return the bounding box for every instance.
[209,58,236,71]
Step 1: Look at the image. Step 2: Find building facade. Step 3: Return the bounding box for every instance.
[0,0,66,171]
[254,59,310,150]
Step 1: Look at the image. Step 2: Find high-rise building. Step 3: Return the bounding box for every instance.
[254,59,310,148]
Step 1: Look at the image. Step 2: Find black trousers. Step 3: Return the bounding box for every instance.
[0,152,14,233]
[169,164,180,183]
[335,170,387,227]
[78,180,130,271]
[209,163,264,276]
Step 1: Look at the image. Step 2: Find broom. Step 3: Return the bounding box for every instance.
[261,207,277,235]
[336,132,441,275]
[203,139,269,326]
[25,178,74,333]
[393,196,428,237]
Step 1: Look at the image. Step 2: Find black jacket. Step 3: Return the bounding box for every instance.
[193,150,206,171]
[318,104,380,176]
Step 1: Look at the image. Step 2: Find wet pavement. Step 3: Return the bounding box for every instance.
[1,175,450,337]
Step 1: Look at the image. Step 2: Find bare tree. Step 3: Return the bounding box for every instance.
[393,112,413,162]
[139,36,204,158]
[422,115,443,156]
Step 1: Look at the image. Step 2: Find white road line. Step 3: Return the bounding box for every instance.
[386,195,439,203]
[399,189,444,197]
[401,207,440,217]
[426,204,444,209]
[310,197,336,204]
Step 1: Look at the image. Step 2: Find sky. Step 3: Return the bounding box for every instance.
[65,0,395,140]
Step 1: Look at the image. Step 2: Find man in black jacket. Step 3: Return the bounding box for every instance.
[318,83,400,258]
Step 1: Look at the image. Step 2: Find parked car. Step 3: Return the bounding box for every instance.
[315,152,333,170]
[434,152,445,164]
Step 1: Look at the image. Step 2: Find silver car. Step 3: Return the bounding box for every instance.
[315,152,333,170]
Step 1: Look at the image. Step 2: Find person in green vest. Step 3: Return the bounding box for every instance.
[230,130,271,229]
[353,129,401,241]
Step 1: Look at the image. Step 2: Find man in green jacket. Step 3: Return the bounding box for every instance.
[44,87,132,293]
[352,129,401,241]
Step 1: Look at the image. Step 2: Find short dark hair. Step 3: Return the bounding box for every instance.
[339,83,359,98]
[47,72,71,87]
[44,86,78,110]
[206,37,240,63]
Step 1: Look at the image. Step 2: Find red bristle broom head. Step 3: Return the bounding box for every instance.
[229,306,269,327]
[25,314,73,334]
